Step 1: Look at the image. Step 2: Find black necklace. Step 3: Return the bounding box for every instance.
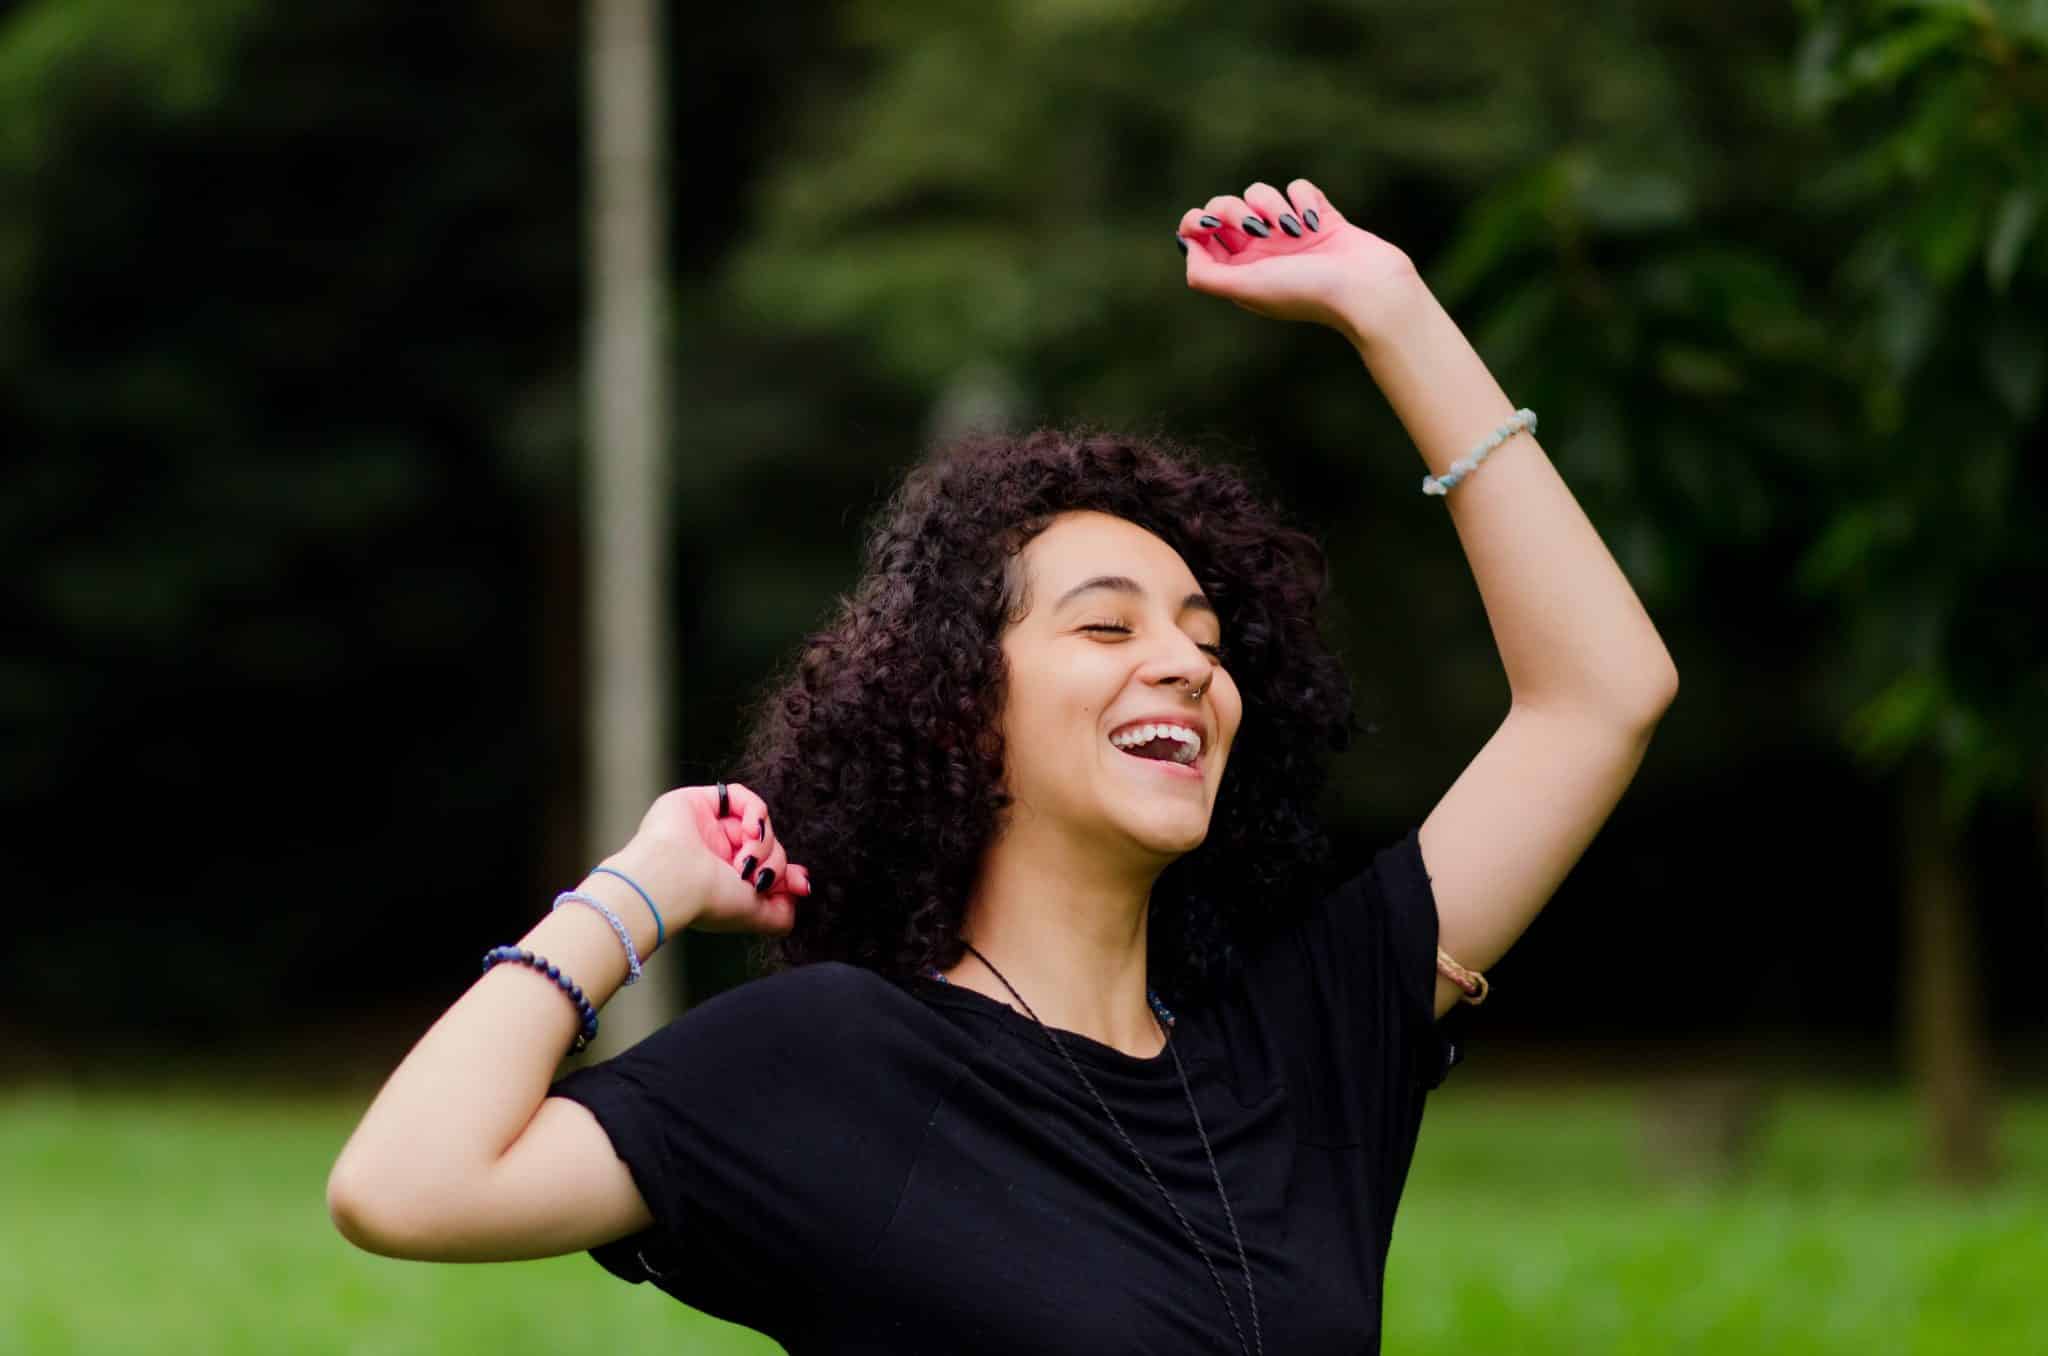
[931,941,1264,1356]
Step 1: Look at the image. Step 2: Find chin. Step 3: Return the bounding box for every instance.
[1121,808,1212,856]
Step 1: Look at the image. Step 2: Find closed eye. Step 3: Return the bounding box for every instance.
[1080,622,1226,661]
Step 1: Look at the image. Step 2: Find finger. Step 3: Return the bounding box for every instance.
[1284,178,1338,234]
[1202,194,1260,252]
[746,804,774,858]
[1176,207,1232,262]
[675,785,743,860]
[752,893,796,935]
[718,780,766,851]
[755,863,809,930]
[1180,229,1238,294]
[1243,182,1304,240]
[746,836,790,896]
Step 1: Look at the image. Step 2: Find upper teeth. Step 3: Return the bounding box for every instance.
[1110,723,1202,763]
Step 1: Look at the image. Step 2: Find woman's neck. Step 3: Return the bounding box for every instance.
[945,822,1166,1058]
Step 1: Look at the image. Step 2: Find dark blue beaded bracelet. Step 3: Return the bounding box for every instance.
[482,945,600,1055]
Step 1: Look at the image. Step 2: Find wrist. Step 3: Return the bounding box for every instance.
[1334,258,1433,355]
[575,865,662,962]
[586,844,701,955]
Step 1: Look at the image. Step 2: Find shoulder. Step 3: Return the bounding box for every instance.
[707,959,903,1013]
[668,961,925,1051]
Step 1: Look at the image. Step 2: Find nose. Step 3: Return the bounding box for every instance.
[1144,637,1215,698]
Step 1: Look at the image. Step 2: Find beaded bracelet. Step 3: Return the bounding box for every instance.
[482,946,600,1054]
[552,890,642,985]
[1421,407,1537,496]
[587,865,665,951]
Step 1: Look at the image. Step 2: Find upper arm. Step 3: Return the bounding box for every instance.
[329,1095,653,1263]
[1418,700,1667,1019]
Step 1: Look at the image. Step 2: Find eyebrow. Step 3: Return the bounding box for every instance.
[1053,575,1216,617]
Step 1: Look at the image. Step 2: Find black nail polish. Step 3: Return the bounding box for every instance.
[755,818,767,840]
[1242,217,1271,238]
[738,855,757,878]
[1278,215,1302,238]
[1304,209,1320,231]
[1197,214,1221,229]
[1176,235,1189,255]
[755,867,776,893]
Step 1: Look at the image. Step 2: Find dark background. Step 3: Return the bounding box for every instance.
[4,1,2043,1099]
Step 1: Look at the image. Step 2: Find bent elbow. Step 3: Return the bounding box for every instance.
[327,1162,394,1256]
[327,1161,433,1259]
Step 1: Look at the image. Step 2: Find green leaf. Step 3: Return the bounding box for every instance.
[1845,667,1945,763]
[1839,14,1969,94]
[1433,169,1555,308]
[1794,502,1914,595]
[1985,189,2040,293]
[1979,308,2048,419]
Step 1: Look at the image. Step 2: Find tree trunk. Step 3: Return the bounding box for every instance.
[579,0,677,1055]
[1899,751,1999,1187]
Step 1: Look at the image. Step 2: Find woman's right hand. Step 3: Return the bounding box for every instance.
[601,782,811,940]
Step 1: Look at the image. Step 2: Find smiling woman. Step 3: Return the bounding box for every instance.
[330,175,1674,1356]
[531,426,1454,1354]
[728,429,1355,1015]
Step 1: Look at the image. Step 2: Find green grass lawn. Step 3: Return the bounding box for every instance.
[3,1080,2041,1355]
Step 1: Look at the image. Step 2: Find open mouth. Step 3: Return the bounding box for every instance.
[1115,745,1203,777]
[1108,731,1204,778]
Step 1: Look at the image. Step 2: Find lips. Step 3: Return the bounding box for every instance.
[1110,742,1204,779]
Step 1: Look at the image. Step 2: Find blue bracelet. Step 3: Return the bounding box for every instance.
[587,865,665,950]
[553,890,642,985]
[482,946,600,1054]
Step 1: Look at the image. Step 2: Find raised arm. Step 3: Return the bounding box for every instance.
[1179,181,1678,1019]
[325,783,810,1261]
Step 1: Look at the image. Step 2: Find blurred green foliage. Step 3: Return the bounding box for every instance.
[728,0,2047,821]
[1,0,2041,1039]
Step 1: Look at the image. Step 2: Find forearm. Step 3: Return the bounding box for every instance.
[1342,269,1678,723]
[328,864,686,1204]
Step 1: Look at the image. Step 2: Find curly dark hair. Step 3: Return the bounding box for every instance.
[736,425,1359,1012]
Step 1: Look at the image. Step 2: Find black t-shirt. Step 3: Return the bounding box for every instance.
[548,826,1460,1354]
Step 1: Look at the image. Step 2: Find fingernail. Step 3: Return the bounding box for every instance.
[1176,235,1189,255]
[1241,217,1270,238]
[755,818,766,840]
[1197,214,1221,229]
[754,867,776,893]
[1278,215,1302,238]
[738,855,757,878]
[1304,209,1320,231]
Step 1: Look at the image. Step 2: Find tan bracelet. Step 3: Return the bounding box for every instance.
[1437,946,1488,1005]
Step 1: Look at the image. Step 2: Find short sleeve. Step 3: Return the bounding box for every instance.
[1238,825,1461,1149]
[546,961,936,1331]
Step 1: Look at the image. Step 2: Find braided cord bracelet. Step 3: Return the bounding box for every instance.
[1421,408,1537,496]
[482,946,600,1054]
[552,890,642,985]
[1437,946,1489,1005]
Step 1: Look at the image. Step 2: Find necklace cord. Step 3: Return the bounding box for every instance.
[958,940,1264,1356]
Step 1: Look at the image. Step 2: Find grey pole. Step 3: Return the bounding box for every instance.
[581,0,678,1054]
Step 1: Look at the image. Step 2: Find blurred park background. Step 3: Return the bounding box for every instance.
[4,1,2046,1352]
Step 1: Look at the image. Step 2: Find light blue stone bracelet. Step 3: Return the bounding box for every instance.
[553,890,643,985]
[1422,407,1538,496]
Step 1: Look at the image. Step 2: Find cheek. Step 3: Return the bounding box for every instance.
[1000,661,1102,747]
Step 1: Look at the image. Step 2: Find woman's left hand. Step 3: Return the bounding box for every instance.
[1178,178,1418,344]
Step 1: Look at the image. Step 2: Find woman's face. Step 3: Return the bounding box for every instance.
[996,510,1243,861]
